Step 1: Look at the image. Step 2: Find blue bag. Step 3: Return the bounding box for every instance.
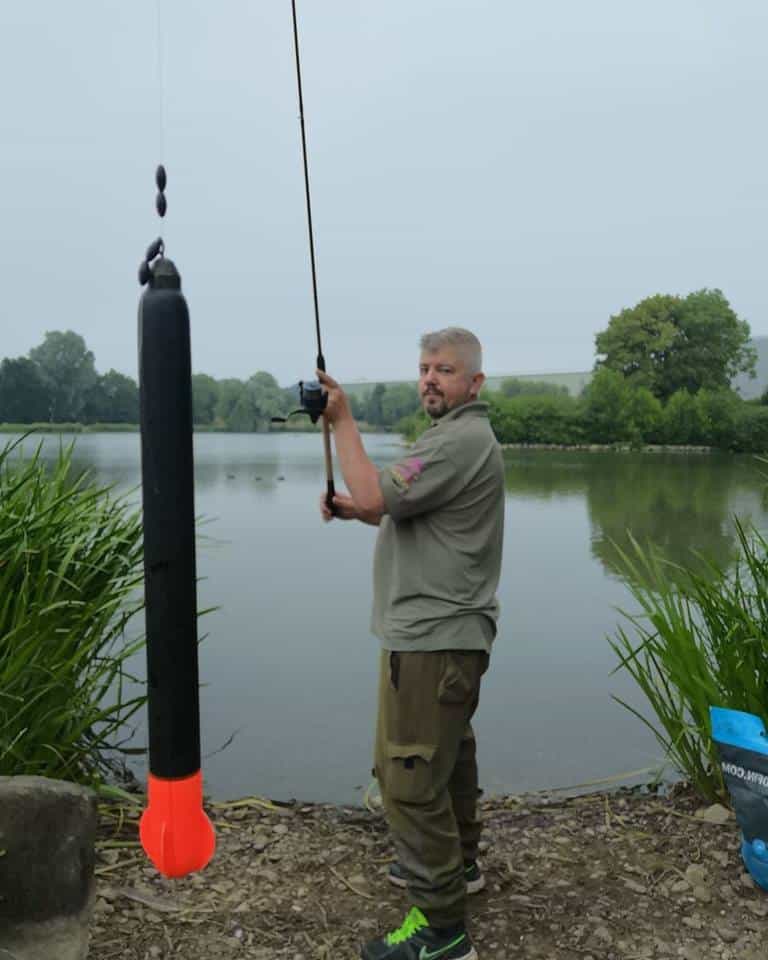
[710,706,768,891]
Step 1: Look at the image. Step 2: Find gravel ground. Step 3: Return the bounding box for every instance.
[90,783,768,960]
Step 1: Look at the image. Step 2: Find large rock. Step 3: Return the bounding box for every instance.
[0,776,97,960]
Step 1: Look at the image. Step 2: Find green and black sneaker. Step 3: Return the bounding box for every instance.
[360,906,477,960]
[388,861,485,895]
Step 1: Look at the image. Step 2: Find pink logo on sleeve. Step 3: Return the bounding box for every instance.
[390,456,424,491]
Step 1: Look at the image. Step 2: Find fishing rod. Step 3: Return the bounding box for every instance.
[273,0,336,513]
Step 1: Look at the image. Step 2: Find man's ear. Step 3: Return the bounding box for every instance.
[469,372,486,399]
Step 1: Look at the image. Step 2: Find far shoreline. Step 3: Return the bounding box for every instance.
[1,424,747,455]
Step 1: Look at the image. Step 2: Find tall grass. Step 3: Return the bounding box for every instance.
[0,437,145,787]
[609,522,768,803]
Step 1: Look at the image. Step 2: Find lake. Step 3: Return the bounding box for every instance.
[9,432,765,804]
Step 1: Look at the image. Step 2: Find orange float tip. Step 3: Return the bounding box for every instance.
[139,770,216,878]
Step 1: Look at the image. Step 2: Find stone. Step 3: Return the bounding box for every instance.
[745,900,768,918]
[695,804,732,824]
[684,864,708,886]
[0,776,96,960]
[677,946,704,960]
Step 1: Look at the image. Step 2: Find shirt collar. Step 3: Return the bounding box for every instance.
[428,400,489,428]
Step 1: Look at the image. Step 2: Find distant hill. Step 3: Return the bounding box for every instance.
[343,337,767,401]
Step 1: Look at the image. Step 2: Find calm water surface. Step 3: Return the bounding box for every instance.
[15,433,766,803]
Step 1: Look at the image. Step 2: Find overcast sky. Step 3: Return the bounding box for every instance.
[1,1,766,385]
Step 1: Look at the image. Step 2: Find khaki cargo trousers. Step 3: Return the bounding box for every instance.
[374,648,489,927]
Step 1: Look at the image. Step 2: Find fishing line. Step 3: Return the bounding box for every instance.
[155,0,166,170]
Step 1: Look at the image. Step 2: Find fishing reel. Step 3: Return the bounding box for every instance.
[272,379,327,425]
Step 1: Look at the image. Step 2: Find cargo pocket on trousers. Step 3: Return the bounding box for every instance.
[385,742,437,804]
[437,652,478,705]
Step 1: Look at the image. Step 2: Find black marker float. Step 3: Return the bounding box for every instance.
[136,166,215,877]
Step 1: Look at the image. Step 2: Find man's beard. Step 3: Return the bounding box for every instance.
[422,392,448,418]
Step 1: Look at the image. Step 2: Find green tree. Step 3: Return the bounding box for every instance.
[623,386,663,446]
[694,389,740,449]
[192,373,218,425]
[581,368,633,443]
[365,384,387,426]
[214,379,246,427]
[82,370,139,424]
[0,357,50,422]
[734,405,768,452]
[662,390,704,444]
[29,331,98,421]
[226,372,286,431]
[595,294,679,393]
[381,384,420,424]
[398,408,429,441]
[595,289,755,402]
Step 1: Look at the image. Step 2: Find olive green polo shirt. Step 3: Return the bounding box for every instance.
[372,401,504,652]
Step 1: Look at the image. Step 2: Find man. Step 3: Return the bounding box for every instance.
[319,327,504,960]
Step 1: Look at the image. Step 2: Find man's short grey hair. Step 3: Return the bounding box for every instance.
[419,327,483,376]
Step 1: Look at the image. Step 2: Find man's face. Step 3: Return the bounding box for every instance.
[418,346,484,419]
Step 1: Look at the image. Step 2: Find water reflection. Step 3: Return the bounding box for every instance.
[503,450,762,585]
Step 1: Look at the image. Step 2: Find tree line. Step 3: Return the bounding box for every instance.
[0,330,423,431]
[0,332,139,424]
[401,289,768,452]
[3,288,767,449]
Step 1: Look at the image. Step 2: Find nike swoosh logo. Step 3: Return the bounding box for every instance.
[418,934,466,960]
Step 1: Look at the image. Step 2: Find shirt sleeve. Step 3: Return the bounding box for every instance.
[378,436,466,521]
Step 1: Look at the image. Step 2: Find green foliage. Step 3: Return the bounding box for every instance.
[232,372,286,430]
[622,386,664,446]
[734,405,768,453]
[381,383,420,424]
[596,289,755,402]
[485,376,768,452]
[191,373,291,431]
[694,390,740,448]
[3,325,765,445]
[609,523,768,803]
[488,393,582,445]
[0,357,49,422]
[83,370,139,424]
[660,390,703,444]
[0,334,140,427]
[0,438,145,785]
[398,409,429,441]
[213,378,247,427]
[579,369,662,445]
[595,294,679,393]
[580,368,634,443]
[364,383,387,427]
[29,330,98,421]
[191,374,218,425]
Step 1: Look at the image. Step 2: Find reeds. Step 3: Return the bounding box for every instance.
[0,437,145,786]
[609,521,768,803]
